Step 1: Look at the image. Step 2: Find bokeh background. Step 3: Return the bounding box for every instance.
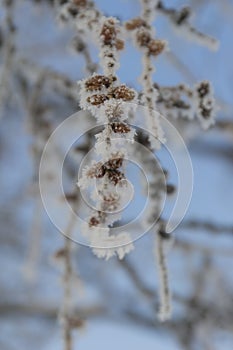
[1,0,233,349]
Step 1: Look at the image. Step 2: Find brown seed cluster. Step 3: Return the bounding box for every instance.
[87,94,108,106]
[136,29,151,46]
[86,162,106,178]
[89,209,109,227]
[147,39,166,56]
[115,39,125,51]
[89,216,100,227]
[137,30,166,56]
[104,157,123,170]
[199,99,214,120]
[86,155,124,183]
[111,122,131,134]
[196,81,214,120]
[100,18,125,51]
[103,192,119,203]
[113,85,136,101]
[196,81,210,99]
[125,17,148,31]
[125,17,165,57]
[85,75,117,92]
[86,84,135,106]
[107,169,125,185]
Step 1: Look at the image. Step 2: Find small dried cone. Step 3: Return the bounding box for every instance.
[85,75,116,92]
[125,17,147,31]
[111,122,131,134]
[87,163,106,178]
[113,85,135,101]
[105,157,123,170]
[115,39,125,51]
[100,19,117,45]
[196,81,210,98]
[89,217,100,227]
[87,94,108,106]
[148,39,166,56]
[136,29,151,47]
[107,169,125,185]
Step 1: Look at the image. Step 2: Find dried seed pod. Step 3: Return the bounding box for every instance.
[107,169,125,185]
[111,122,131,133]
[136,29,151,47]
[100,19,117,46]
[199,99,213,119]
[196,81,210,98]
[148,39,166,56]
[105,157,123,170]
[115,39,125,51]
[112,85,135,101]
[86,163,106,178]
[103,193,119,203]
[85,75,116,92]
[125,17,147,31]
[87,94,108,105]
[89,216,100,227]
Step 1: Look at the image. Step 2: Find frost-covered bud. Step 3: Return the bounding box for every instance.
[194,81,215,130]
[112,85,136,101]
[136,28,151,47]
[148,39,166,56]
[99,17,124,50]
[87,94,108,106]
[85,74,117,92]
[125,17,148,31]
[111,122,131,134]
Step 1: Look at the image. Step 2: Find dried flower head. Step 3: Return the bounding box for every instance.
[148,39,166,56]
[89,216,100,227]
[107,169,125,185]
[111,122,131,133]
[100,18,124,50]
[196,81,210,98]
[125,17,148,31]
[136,28,151,47]
[87,94,108,106]
[112,85,136,101]
[86,162,106,178]
[85,75,117,92]
[115,39,125,51]
[104,157,123,170]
